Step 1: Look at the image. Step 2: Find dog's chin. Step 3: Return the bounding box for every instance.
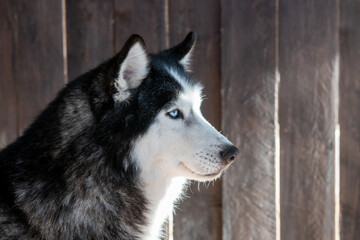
[179,162,223,182]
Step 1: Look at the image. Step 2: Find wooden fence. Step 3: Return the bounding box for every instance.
[0,0,359,239]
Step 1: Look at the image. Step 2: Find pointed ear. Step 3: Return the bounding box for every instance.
[114,35,149,102]
[166,31,196,72]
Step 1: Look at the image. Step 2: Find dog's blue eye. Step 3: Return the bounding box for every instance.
[167,109,183,119]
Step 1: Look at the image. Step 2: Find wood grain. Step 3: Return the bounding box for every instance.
[0,1,18,148]
[339,0,360,239]
[279,0,338,239]
[4,0,64,136]
[66,0,115,81]
[114,0,166,53]
[168,1,222,239]
[221,0,277,239]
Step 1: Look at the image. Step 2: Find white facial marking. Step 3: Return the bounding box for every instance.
[134,66,234,182]
[166,67,203,111]
[131,66,235,239]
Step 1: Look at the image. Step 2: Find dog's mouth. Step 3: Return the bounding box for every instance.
[180,162,222,178]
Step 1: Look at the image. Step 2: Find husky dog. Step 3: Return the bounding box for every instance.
[0,32,238,240]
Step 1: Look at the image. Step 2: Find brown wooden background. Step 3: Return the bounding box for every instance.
[0,0,359,239]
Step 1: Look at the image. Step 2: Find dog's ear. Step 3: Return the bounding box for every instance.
[166,31,196,72]
[113,34,149,102]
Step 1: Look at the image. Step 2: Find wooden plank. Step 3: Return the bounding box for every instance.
[5,0,64,136]
[167,1,222,239]
[1,0,64,138]
[339,0,360,239]
[66,0,115,81]
[279,0,338,239]
[114,0,166,53]
[221,0,277,239]
[0,1,18,148]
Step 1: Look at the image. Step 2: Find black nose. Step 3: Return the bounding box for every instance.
[220,145,239,164]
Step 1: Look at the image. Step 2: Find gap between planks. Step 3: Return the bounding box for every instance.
[61,0,68,84]
[275,0,281,239]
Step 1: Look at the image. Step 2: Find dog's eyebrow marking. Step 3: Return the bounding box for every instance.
[165,67,203,94]
[163,102,176,111]
[165,67,204,113]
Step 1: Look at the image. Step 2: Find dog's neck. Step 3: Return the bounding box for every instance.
[139,166,187,239]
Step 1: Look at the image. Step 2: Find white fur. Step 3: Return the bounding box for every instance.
[132,67,234,239]
[179,47,194,72]
[165,67,203,111]
[132,127,187,240]
[114,42,149,102]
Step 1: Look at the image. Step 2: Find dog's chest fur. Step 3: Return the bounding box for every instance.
[141,172,187,239]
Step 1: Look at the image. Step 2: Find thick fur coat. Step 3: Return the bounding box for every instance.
[0,32,238,240]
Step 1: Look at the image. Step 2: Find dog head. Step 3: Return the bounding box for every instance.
[101,32,238,181]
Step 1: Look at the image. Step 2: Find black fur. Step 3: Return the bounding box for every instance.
[0,32,196,239]
[161,32,196,63]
